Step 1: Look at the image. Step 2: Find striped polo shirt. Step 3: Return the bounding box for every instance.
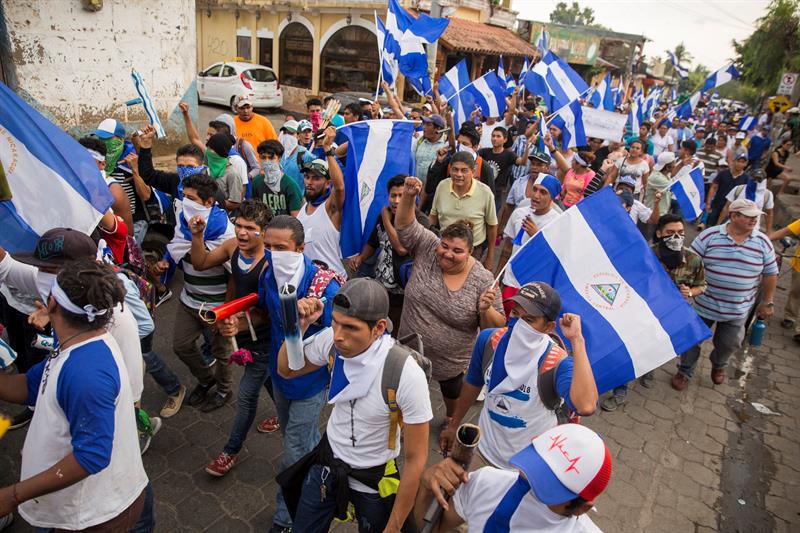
[179,253,229,309]
[691,223,778,322]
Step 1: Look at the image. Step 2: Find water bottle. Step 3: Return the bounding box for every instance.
[0,338,17,369]
[749,319,766,347]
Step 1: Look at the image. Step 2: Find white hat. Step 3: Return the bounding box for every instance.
[281,120,299,133]
[729,198,764,217]
[234,93,255,108]
[735,131,746,140]
[653,151,677,171]
[786,107,799,114]
[94,118,125,139]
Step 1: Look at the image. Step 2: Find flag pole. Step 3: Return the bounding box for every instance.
[374,10,385,101]
[543,86,593,126]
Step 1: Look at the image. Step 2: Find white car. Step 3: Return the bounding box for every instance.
[197,61,283,110]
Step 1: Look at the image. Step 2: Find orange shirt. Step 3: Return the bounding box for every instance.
[234,113,278,153]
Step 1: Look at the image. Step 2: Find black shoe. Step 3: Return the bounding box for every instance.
[199,392,230,413]
[187,381,216,407]
[155,289,173,308]
[9,408,33,430]
[781,319,795,329]
[639,371,655,388]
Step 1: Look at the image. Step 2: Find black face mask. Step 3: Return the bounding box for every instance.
[658,240,683,269]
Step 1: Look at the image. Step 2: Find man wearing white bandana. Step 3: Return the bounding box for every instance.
[154,174,236,412]
[440,282,598,470]
[276,278,432,533]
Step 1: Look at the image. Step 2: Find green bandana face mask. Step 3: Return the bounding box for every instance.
[104,137,124,173]
[205,149,228,178]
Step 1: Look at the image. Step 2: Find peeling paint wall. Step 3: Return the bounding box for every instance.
[4,0,197,144]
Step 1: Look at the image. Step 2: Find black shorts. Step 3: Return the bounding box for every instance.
[438,373,465,400]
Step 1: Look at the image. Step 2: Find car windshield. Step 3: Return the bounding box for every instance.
[244,69,276,83]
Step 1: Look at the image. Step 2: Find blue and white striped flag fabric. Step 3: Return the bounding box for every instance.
[666,51,689,79]
[519,56,530,85]
[670,166,705,221]
[738,114,757,131]
[589,73,615,111]
[670,87,677,103]
[339,120,415,258]
[702,63,740,92]
[524,51,589,112]
[376,15,399,88]
[439,59,470,102]
[455,71,507,127]
[508,186,712,394]
[550,100,586,151]
[537,26,549,53]
[674,91,701,119]
[0,82,113,252]
[628,91,643,133]
[643,87,662,121]
[506,74,516,95]
[131,70,166,138]
[497,55,506,83]
[535,111,551,158]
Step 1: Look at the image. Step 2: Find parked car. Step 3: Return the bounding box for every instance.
[197,61,283,110]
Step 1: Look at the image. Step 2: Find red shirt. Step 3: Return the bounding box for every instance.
[100,216,128,264]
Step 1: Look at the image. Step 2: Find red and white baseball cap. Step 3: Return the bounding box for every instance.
[509,423,612,505]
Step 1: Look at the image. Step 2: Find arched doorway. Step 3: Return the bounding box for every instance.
[320,26,379,94]
[279,22,313,89]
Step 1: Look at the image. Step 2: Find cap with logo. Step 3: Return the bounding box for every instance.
[281,120,299,133]
[653,151,676,171]
[12,228,98,268]
[507,282,561,321]
[509,423,612,505]
[333,278,392,331]
[617,190,635,207]
[302,159,329,177]
[729,198,764,217]
[528,148,552,165]
[421,114,446,129]
[617,174,637,189]
[735,131,746,140]
[235,93,254,108]
[94,118,126,140]
[297,119,313,132]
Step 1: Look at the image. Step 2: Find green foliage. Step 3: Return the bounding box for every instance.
[549,2,596,26]
[734,0,800,93]
[715,81,762,106]
[684,64,710,93]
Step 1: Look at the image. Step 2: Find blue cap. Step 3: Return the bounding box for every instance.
[95,118,126,139]
[531,173,561,201]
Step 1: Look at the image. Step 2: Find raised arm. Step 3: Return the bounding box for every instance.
[188,217,236,270]
[543,133,569,174]
[396,176,422,229]
[559,313,598,415]
[180,102,206,151]
[323,127,345,222]
[382,81,405,119]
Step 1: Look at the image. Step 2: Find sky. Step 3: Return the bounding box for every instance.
[512,0,771,70]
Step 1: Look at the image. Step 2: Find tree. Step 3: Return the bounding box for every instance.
[673,42,693,66]
[684,64,710,93]
[549,2,596,26]
[734,0,800,93]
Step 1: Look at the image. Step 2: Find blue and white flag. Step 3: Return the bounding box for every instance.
[670,86,677,103]
[519,56,530,85]
[439,59,470,102]
[339,120,415,258]
[131,70,166,138]
[702,63,740,92]
[666,51,689,79]
[386,0,449,95]
[537,26,549,53]
[738,114,757,131]
[670,166,705,221]
[524,51,589,112]
[589,73,615,111]
[497,55,506,83]
[376,14,399,88]
[643,87,662,121]
[0,82,113,253]
[506,74,517,95]
[674,91,701,119]
[550,100,586,151]
[628,90,644,132]
[455,71,507,127]
[508,187,712,394]
[535,111,552,158]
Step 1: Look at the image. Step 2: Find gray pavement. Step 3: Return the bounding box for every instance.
[2,158,800,532]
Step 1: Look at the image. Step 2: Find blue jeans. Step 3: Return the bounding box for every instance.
[292,464,398,533]
[130,482,155,533]
[272,386,326,528]
[133,220,149,246]
[223,350,273,455]
[142,350,182,397]
[679,315,746,378]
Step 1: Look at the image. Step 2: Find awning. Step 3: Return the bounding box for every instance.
[440,17,538,58]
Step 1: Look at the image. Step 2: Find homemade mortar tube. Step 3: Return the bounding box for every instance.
[279,283,305,371]
[199,293,259,323]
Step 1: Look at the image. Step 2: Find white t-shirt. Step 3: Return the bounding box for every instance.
[725,182,774,230]
[615,158,650,194]
[304,328,433,490]
[452,468,602,532]
[502,206,561,288]
[651,132,674,156]
[628,200,652,224]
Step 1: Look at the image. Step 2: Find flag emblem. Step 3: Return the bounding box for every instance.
[585,274,629,310]
[359,181,372,202]
[591,284,620,306]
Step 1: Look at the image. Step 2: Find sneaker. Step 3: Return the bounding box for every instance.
[155,289,173,308]
[781,318,795,329]
[638,371,655,388]
[711,367,726,385]
[257,416,280,433]
[600,394,626,412]
[188,381,216,407]
[0,513,13,530]
[671,372,689,391]
[139,417,162,455]
[200,392,230,413]
[160,385,186,418]
[205,452,238,477]
[269,523,292,533]
[9,408,33,430]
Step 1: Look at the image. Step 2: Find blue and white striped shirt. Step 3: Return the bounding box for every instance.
[691,223,778,321]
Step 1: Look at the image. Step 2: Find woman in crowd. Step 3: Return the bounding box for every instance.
[766,137,795,196]
[605,139,651,198]
[545,134,597,208]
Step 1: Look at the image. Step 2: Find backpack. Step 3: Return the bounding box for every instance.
[307,260,346,299]
[480,327,580,425]
[113,264,157,318]
[328,332,431,450]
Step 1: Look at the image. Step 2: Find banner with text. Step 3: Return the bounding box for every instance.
[581,107,628,142]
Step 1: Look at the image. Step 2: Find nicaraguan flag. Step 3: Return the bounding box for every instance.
[457,71,507,126]
[537,26,549,53]
[497,55,506,83]
[738,115,757,131]
[670,166,705,221]
[550,100,586,150]
[132,69,166,138]
[589,73,615,111]
[535,111,551,158]
[674,91,701,119]
[439,59,470,102]
[643,87,662,120]
[667,51,689,79]
[506,74,516,95]
[702,63,740,92]
[376,15,399,88]
[519,56,530,85]
[628,90,643,132]
[670,87,678,103]
[524,51,589,112]
[508,187,712,393]
[339,120,415,258]
[0,82,113,252]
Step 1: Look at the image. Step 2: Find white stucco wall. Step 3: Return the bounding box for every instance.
[3,0,197,143]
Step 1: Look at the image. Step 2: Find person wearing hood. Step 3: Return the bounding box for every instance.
[206,133,244,212]
[92,119,136,236]
[717,167,774,232]
[601,214,706,410]
[253,140,303,216]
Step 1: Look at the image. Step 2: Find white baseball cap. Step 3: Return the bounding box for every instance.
[95,118,125,139]
[235,93,255,108]
[729,198,764,217]
[654,151,677,171]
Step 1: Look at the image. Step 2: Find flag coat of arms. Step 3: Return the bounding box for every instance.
[508,187,712,393]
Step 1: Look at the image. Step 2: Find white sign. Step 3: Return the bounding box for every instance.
[581,107,629,142]
[778,72,798,96]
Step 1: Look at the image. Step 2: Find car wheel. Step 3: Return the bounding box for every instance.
[230,96,237,113]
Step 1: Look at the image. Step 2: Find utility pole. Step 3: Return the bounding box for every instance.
[427,0,443,85]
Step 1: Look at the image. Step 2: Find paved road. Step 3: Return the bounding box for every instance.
[1,159,799,532]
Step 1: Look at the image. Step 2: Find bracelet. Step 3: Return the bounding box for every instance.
[11,483,23,507]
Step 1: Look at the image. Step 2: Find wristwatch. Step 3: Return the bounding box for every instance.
[325,148,336,158]
[763,302,775,307]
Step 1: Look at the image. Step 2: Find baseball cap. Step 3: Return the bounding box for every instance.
[617,174,637,188]
[13,228,98,268]
[735,131,746,140]
[729,198,764,217]
[509,424,612,505]
[281,120,299,133]
[528,148,552,165]
[421,114,446,129]
[235,93,254,108]
[653,152,676,171]
[94,118,125,139]
[302,158,329,177]
[617,190,635,207]
[422,103,433,112]
[734,152,748,161]
[297,119,313,132]
[507,282,561,321]
[333,278,392,331]
[787,107,799,114]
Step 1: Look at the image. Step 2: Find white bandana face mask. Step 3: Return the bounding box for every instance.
[456,143,477,158]
[662,233,685,252]
[270,250,305,290]
[182,197,212,223]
